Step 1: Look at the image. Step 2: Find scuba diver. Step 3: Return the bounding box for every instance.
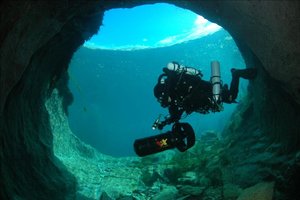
[134,61,257,157]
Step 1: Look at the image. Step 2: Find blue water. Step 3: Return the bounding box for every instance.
[84,3,221,50]
[67,29,248,157]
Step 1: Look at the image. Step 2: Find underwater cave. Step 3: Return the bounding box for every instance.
[1,1,300,200]
[67,3,247,157]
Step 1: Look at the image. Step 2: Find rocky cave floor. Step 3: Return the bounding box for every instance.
[61,129,300,200]
[47,90,300,200]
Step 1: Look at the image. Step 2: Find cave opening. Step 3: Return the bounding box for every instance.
[66,3,249,157]
[1,1,300,199]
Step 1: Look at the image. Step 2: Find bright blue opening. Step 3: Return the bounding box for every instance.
[68,4,247,157]
[84,3,221,50]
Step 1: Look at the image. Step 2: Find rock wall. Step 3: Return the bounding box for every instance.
[0,0,299,199]
[0,1,105,199]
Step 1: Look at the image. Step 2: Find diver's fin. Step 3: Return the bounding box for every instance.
[231,68,257,80]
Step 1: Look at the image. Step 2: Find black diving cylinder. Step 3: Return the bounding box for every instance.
[134,123,195,157]
[134,131,177,157]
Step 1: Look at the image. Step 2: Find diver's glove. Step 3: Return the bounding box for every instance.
[152,115,180,130]
[156,121,167,130]
[134,122,196,157]
[152,115,168,130]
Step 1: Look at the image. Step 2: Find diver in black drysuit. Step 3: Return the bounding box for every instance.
[133,62,256,157]
[153,62,257,130]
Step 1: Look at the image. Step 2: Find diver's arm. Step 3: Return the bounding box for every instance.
[157,105,184,130]
[168,105,184,123]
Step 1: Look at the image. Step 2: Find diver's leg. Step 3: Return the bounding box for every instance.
[229,68,257,101]
[231,68,257,79]
[229,70,240,101]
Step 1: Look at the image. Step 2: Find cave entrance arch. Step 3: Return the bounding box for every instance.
[2,1,300,200]
[66,3,248,157]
